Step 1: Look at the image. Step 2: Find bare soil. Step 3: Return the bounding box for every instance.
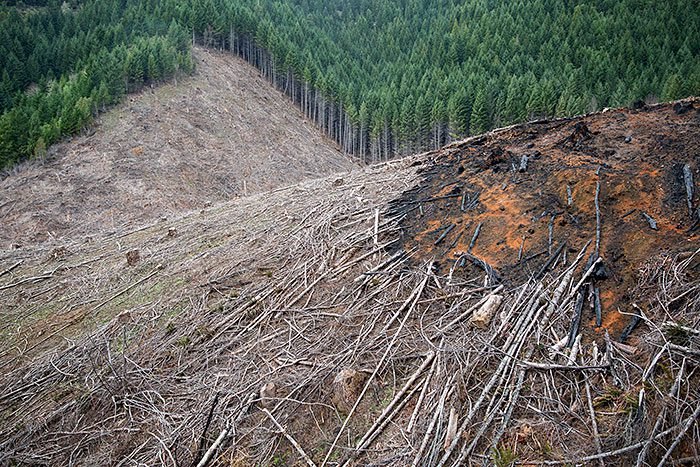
[390,99,700,339]
[0,47,357,247]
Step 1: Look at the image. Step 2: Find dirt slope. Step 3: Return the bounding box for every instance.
[0,47,357,247]
[0,100,698,466]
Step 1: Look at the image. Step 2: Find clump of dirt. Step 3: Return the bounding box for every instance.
[389,98,700,339]
[0,47,357,247]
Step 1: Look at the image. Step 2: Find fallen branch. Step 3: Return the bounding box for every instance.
[93,264,164,313]
[262,409,318,467]
[655,400,700,467]
[351,352,435,457]
[533,423,680,465]
[517,361,609,371]
[195,422,230,467]
[196,392,256,467]
[0,260,22,279]
[0,273,54,291]
[322,261,434,466]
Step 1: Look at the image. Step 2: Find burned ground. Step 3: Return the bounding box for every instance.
[389,100,700,340]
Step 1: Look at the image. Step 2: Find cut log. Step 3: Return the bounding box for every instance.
[684,163,694,216]
[469,293,504,328]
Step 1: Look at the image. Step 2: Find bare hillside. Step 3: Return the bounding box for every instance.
[0,100,698,466]
[0,47,357,246]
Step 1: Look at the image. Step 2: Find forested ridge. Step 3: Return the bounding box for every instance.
[2,0,699,169]
[0,0,194,169]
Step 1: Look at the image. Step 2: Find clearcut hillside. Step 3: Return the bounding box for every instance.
[0,47,357,247]
[0,100,698,466]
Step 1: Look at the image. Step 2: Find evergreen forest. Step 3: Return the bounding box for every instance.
[1,0,699,169]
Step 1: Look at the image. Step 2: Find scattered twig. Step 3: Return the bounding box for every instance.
[0,260,23,279]
[262,409,318,467]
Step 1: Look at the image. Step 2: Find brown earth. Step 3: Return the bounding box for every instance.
[0,47,357,247]
[390,99,700,338]
[0,100,698,466]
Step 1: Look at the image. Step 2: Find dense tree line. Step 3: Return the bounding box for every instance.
[2,0,699,169]
[0,1,193,169]
[166,0,699,162]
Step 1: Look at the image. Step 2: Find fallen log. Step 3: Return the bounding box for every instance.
[593,286,602,327]
[468,222,482,252]
[567,288,587,347]
[619,312,643,343]
[434,223,456,245]
[684,163,694,216]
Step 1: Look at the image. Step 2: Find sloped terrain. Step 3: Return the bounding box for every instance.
[390,99,700,338]
[0,100,698,466]
[0,47,356,247]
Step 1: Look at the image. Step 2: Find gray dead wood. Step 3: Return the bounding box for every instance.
[684,163,694,216]
[519,155,529,172]
[468,222,482,252]
[642,211,658,230]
